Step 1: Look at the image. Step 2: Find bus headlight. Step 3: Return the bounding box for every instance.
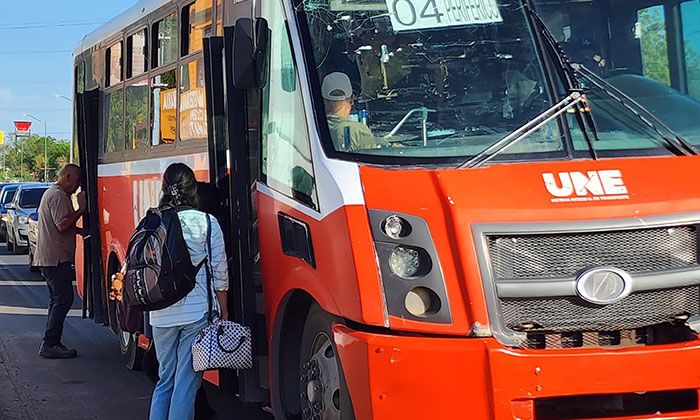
[369,209,451,324]
[389,246,421,277]
[18,216,28,224]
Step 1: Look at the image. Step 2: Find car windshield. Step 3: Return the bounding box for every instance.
[19,188,48,208]
[533,0,700,154]
[297,0,568,161]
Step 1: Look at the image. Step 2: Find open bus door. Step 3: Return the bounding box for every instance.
[204,28,270,405]
[76,87,108,325]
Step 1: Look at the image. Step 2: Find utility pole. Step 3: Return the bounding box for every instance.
[25,114,48,181]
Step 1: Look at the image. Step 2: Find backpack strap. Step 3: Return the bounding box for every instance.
[204,214,214,323]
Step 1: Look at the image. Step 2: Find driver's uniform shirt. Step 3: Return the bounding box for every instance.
[326,114,379,151]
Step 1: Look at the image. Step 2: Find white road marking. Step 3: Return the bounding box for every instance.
[0,305,82,317]
[0,280,77,287]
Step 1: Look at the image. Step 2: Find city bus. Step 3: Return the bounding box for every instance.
[72,0,700,418]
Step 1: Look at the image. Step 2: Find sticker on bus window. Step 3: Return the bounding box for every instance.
[385,0,503,32]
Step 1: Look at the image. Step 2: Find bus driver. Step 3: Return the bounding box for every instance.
[322,72,388,152]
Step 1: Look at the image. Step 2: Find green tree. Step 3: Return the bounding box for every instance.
[1,133,71,182]
[638,7,671,86]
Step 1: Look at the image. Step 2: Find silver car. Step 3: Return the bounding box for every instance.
[6,183,50,254]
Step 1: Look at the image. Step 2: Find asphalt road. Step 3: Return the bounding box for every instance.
[0,245,273,420]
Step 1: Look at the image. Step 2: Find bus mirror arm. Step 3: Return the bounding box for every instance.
[231,18,270,89]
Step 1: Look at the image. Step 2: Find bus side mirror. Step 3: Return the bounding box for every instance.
[232,17,269,89]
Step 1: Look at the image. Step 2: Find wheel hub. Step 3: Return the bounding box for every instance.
[300,333,342,420]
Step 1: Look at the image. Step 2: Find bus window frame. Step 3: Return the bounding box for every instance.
[151,7,180,71]
[149,63,180,155]
[123,74,151,158]
[105,37,124,89]
[126,26,149,80]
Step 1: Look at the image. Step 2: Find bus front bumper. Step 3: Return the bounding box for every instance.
[333,324,700,420]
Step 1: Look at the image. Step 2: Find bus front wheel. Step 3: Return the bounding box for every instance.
[298,303,355,420]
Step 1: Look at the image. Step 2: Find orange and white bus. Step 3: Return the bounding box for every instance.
[73,0,700,418]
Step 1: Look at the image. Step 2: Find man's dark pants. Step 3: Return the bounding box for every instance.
[40,262,75,346]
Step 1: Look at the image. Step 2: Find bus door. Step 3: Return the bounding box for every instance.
[76,87,108,325]
[204,28,270,404]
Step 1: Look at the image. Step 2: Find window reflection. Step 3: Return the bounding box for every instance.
[179,59,208,141]
[155,13,178,67]
[126,81,149,150]
[107,42,122,87]
[106,90,124,153]
[129,30,148,78]
[151,70,177,145]
[185,0,213,55]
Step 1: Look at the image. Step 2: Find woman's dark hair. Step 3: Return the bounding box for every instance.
[160,163,200,208]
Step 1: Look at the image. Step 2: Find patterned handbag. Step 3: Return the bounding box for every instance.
[191,215,253,372]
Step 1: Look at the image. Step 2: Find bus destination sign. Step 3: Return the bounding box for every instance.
[386,0,502,32]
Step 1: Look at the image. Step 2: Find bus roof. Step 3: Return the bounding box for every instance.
[73,0,175,58]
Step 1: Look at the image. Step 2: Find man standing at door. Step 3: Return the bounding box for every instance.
[35,164,87,359]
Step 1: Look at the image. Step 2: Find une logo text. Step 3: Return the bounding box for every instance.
[542,170,629,203]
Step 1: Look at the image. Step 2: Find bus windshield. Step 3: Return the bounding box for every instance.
[297,0,699,163]
[533,0,700,152]
[298,0,568,161]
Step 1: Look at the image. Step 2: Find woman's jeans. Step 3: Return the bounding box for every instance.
[149,316,208,420]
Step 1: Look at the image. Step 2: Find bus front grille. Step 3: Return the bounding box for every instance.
[487,225,698,280]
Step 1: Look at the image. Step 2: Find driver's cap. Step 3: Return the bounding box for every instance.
[321,72,353,101]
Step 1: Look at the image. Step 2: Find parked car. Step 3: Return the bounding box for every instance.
[6,183,50,254]
[0,184,19,241]
[27,211,39,272]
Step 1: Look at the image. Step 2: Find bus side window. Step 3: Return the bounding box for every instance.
[637,5,671,86]
[681,0,700,99]
[153,12,178,68]
[127,29,148,79]
[179,59,208,141]
[261,3,318,209]
[182,0,213,56]
[105,89,125,154]
[106,41,123,88]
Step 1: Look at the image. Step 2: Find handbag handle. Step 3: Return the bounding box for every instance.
[216,324,247,353]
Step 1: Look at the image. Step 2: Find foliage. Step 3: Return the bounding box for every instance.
[1,133,70,182]
[638,6,700,98]
[638,7,671,86]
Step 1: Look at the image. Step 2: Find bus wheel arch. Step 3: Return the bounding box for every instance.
[273,291,355,420]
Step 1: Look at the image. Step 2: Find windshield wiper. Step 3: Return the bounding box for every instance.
[525,1,695,157]
[460,91,586,168]
[572,64,697,156]
[524,1,600,159]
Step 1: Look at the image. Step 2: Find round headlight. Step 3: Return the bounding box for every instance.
[18,216,28,224]
[405,287,441,317]
[388,246,421,278]
[384,214,405,239]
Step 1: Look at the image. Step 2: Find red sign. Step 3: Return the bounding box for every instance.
[14,121,31,132]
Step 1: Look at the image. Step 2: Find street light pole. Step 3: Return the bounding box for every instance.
[25,113,48,182]
[53,94,74,163]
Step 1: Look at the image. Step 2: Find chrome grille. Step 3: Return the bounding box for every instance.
[487,226,698,279]
[499,286,700,333]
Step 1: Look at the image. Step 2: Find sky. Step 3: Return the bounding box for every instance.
[0,0,137,143]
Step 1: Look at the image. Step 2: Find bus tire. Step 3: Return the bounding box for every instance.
[298,303,356,420]
[118,326,143,371]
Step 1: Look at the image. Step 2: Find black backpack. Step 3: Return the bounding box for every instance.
[123,207,204,311]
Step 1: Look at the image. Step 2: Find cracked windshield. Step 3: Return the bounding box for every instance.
[299,0,700,160]
[298,0,566,159]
